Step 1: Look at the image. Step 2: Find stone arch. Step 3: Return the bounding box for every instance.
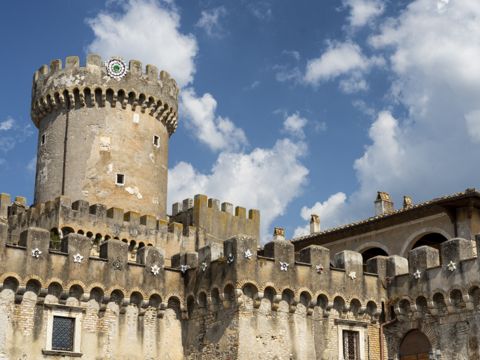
[148,293,162,308]
[223,283,236,305]
[47,282,63,298]
[401,228,451,256]
[415,295,429,316]
[186,295,196,318]
[129,291,144,307]
[397,298,412,316]
[25,278,42,295]
[299,290,312,308]
[432,292,447,315]
[349,298,362,316]
[356,242,390,263]
[399,329,432,359]
[89,287,104,304]
[468,285,480,309]
[197,291,208,309]
[167,296,182,319]
[281,288,295,305]
[333,296,346,314]
[110,289,125,305]
[449,288,465,309]
[2,275,20,292]
[68,284,84,300]
[316,293,329,311]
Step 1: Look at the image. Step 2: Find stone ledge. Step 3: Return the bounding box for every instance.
[42,349,83,357]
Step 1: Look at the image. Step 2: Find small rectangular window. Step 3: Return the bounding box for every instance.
[52,316,75,352]
[153,135,160,147]
[41,133,46,146]
[116,173,125,186]
[343,330,360,360]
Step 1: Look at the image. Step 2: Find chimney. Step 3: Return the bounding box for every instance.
[403,195,413,209]
[273,227,285,241]
[374,191,394,215]
[310,214,320,233]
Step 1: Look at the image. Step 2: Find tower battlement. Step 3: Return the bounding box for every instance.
[32,55,178,134]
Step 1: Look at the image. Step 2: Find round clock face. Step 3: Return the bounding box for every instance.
[105,58,128,80]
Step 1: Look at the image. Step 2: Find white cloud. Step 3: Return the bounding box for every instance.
[465,110,480,143]
[87,0,198,87]
[196,6,227,37]
[0,118,14,131]
[293,192,347,237]
[180,88,248,152]
[303,41,383,91]
[303,0,480,228]
[169,139,309,241]
[283,113,308,139]
[245,1,273,20]
[26,157,36,173]
[343,0,385,28]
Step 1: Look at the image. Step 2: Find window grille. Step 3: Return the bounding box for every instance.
[343,330,360,360]
[52,316,75,351]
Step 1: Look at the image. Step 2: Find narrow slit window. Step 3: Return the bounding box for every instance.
[116,173,125,186]
[41,133,46,146]
[52,316,75,352]
[153,135,160,148]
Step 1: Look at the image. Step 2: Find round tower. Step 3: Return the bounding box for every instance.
[31,55,179,219]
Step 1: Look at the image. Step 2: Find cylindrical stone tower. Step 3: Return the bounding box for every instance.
[31,55,179,219]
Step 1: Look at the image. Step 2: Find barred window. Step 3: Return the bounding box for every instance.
[52,316,75,351]
[343,330,360,360]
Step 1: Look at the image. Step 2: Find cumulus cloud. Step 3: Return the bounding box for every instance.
[343,0,385,28]
[180,88,248,152]
[293,192,347,237]
[169,139,309,241]
[0,118,15,131]
[26,157,36,173]
[87,0,198,87]
[303,41,383,91]
[298,0,480,229]
[196,6,227,37]
[282,113,308,139]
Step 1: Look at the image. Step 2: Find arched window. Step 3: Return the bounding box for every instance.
[399,329,431,360]
[361,247,388,263]
[411,233,447,252]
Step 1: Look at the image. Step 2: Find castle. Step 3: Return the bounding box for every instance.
[0,55,479,359]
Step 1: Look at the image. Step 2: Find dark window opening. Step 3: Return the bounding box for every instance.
[343,330,360,360]
[361,247,388,264]
[41,133,46,145]
[116,173,125,185]
[153,135,160,147]
[411,233,448,252]
[52,316,75,351]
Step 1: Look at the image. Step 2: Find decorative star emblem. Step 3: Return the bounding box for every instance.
[280,262,289,272]
[348,271,357,280]
[150,264,161,276]
[201,262,208,272]
[244,249,253,260]
[315,264,324,274]
[227,253,235,264]
[31,248,42,259]
[447,261,456,272]
[180,264,190,274]
[413,269,422,279]
[73,253,84,263]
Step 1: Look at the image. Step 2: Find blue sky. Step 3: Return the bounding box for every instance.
[1,0,480,241]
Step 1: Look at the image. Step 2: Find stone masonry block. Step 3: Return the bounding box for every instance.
[198,242,224,264]
[137,246,164,269]
[124,211,140,225]
[0,222,7,247]
[386,255,409,277]
[72,200,90,215]
[90,204,107,219]
[224,235,257,262]
[298,245,330,272]
[441,238,475,265]
[107,207,124,222]
[19,227,50,253]
[0,193,11,218]
[140,215,156,228]
[100,239,128,265]
[61,233,91,259]
[408,246,440,274]
[334,250,363,276]
[264,239,295,264]
[171,252,198,268]
[366,256,389,278]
